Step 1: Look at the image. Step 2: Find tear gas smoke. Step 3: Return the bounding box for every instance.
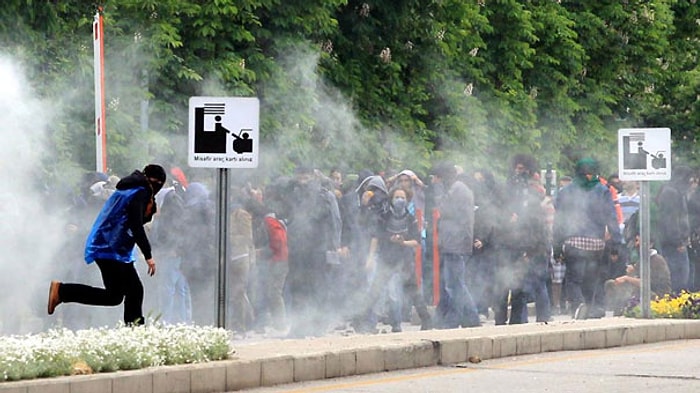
[0,55,68,334]
[0,37,542,337]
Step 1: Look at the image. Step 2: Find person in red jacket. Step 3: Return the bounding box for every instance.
[248,185,290,333]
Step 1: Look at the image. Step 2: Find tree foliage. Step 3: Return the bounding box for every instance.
[0,0,697,184]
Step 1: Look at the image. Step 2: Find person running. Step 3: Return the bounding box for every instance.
[47,164,167,325]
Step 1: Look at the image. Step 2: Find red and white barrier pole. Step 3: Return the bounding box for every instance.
[93,8,107,173]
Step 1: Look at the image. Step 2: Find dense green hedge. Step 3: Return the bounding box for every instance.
[1,0,698,183]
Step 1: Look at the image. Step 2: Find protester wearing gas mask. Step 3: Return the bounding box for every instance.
[353,187,432,333]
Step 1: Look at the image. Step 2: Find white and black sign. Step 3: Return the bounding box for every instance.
[618,128,671,181]
[188,97,259,168]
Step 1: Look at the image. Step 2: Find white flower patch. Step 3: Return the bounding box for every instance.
[0,323,234,382]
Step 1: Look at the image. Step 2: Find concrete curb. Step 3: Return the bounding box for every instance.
[2,318,699,392]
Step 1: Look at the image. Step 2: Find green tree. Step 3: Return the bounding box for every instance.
[1,0,696,183]
[642,0,700,165]
[559,0,674,173]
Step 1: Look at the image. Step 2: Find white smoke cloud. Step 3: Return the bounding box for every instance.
[0,54,70,334]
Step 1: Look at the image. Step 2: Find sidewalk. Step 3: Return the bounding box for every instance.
[2,317,699,393]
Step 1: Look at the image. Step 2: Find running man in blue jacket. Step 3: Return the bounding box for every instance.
[47,164,166,325]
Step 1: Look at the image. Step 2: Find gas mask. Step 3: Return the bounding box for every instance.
[391,197,407,214]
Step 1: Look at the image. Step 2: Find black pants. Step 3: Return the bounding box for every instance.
[564,247,605,313]
[286,250,329,337]
[60,259,145,325]
[493,250,531,325]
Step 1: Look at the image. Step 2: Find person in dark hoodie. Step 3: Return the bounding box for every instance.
[284,166,343,338]
[353,186,433,333]
[431,161,481,329]
[180,181,217,325]
[655,165,693,292]
[554,158,621,319]
[47,164,167,325]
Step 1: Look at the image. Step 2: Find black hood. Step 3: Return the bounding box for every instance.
[671,165,693,193]
[355,175,388,196]
[116,170,151,193]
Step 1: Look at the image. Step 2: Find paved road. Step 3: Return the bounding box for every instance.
[237,339,700,393]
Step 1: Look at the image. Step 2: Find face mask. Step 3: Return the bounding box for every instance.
[150,180,164,195]
[391,197,407,212]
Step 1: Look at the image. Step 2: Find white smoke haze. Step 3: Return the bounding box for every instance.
[0,48,173,335]
[148,42,540,334]
[0,55,72,334]
[0,33,548,337]
[258,43,386,174]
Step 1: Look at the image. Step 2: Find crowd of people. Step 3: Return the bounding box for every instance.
[46,157,700,337]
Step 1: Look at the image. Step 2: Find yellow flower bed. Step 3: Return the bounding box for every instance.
[650,292,691,318]
[625,291,700,319]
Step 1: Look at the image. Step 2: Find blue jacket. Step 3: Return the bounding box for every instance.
[84,170,155,264]
[85,188,143,263]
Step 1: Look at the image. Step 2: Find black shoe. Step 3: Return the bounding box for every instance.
[574,304,588,320]
[420,318,433,331]
[587,307,605,319]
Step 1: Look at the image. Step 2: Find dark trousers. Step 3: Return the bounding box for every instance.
[286,250,329,337]
[436,253,480,328]
[564,247,605,312]
[359,258,431,330]
[493,250,530,325]
[59,259,145,325]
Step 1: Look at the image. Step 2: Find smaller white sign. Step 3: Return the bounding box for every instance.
[188,97,260,168]
[618,128,671,181]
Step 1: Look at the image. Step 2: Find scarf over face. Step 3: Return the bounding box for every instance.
[573,157,600,191]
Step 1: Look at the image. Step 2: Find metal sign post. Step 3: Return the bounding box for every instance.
[639,181,651,318]
[188,96,260,328]
[216,168,229,328]
[618,128,671,319]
